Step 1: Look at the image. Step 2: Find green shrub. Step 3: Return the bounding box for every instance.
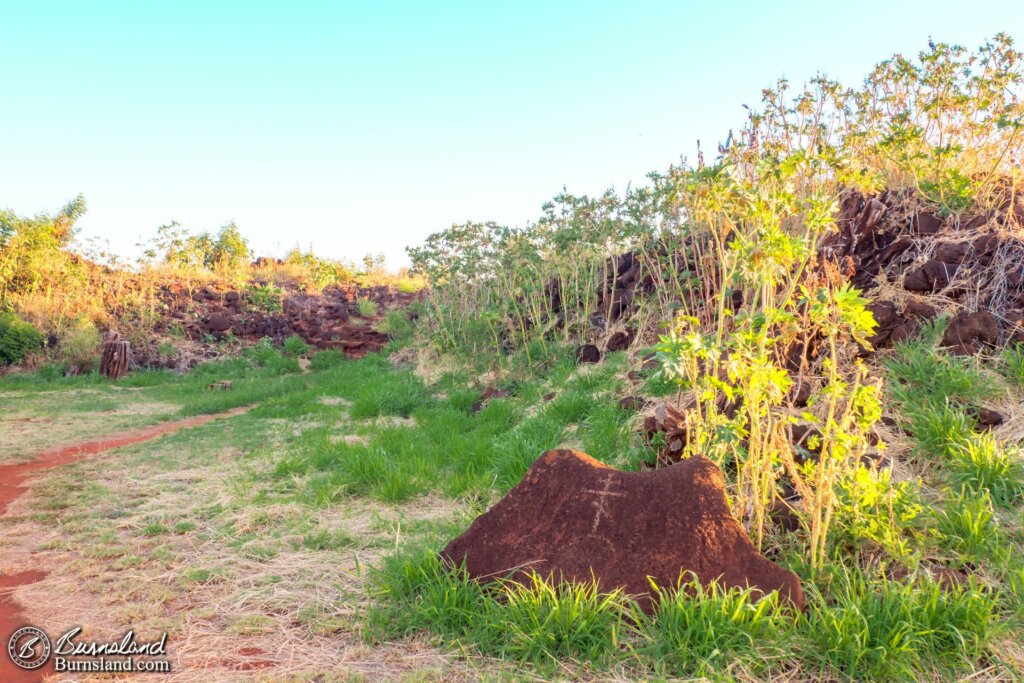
[832,466,924,562]
[356,297,377,317]
[0,313,44,364]
[309,350,346,371]
[58,317,102,369]
[379,310,413,341]
[246,283,283,313]
[282,334,310,357]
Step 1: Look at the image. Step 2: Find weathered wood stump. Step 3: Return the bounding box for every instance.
[100,332,131,380]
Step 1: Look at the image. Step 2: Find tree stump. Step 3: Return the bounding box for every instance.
[100,332,131,380]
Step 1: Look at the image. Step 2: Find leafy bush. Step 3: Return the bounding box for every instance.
[0,313,44,364]
[282,248,355,290]
[832,466,924,562]
[147,220,251,274]
[246,283,283,313]
[57,317,102,369]
[379,310,413,341]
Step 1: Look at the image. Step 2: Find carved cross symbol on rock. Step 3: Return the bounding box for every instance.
[583,476,627,533]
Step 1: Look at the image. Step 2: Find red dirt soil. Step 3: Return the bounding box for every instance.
[0,406,251,683]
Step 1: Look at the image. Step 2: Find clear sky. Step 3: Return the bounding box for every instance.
[1,1,1020,267]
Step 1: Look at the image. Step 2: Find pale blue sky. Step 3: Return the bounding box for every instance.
[1,1,1020,267]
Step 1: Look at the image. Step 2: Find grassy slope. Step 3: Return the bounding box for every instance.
[1,335,1022,681]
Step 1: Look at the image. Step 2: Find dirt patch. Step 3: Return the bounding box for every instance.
[0,405,253,679]
[0,406,252,516]
[0,570,51,683]
[0,401,182,464]
[363,416,416,429]
[331,434,369,446]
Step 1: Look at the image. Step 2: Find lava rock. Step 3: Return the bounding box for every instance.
[968,406,1004,429]
[203,314,232,333]
[904,260,960,292]
[575,344,602,364]
[941,310,999,353]
[617,396,650,412]
[913,212,944,235]
[934,242,971,264]
[471,386,511,414]
[605,329,635,353]
[788,381,812,407]
[441,449,805,612]
[903,300,938,319]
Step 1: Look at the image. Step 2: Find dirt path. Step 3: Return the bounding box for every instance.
[0,406,252,683]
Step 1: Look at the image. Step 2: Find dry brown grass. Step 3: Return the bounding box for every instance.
[0,390,179,463]
[0,400,489,682]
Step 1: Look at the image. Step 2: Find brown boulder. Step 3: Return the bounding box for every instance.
[440,449,805,611]
[941,310,999,353]
[913,212,944,235]
[903,300,938,319]
[904,260,960,292]
[605,329,635,353]
[575,344,602,364]
[934,242,971,264]
[203,313,232,333]
[618,396,650,412]
[968,406,1004,429]
[471,386,510,414]
[887,319,919,346]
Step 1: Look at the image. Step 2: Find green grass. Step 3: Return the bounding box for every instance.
[903,400,976,462]
[261,347,645,506]
[801,570,999,681]
[0,337,310,417]
[356,297,378,317]
[997,343,1024,388]
[947,433,1024,508]
[934,488,1010,567]
[638,579,795,678]
[884,328,997,409]
[367,544,1000,681]
[379,309,415,341]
